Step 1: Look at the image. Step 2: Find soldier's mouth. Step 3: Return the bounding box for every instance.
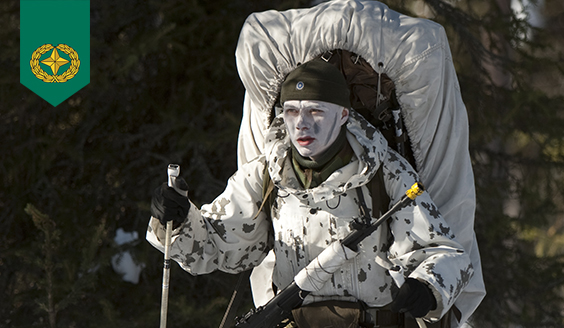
[297,136,315,146]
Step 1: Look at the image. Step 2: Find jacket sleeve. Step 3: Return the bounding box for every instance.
[382,150,473,322]
[146,155,272,275]
[235,2,485,323]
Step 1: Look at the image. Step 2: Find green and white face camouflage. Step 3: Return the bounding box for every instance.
[283,100,349,160]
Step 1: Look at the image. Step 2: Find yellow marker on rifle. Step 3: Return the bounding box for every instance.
[406,182,424,200]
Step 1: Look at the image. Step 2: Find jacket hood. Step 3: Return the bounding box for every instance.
[264,109,387,203]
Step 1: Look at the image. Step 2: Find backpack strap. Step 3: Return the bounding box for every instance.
[364,164,394,253]
[253,164,277,220]
[369,164,390,218]
[352,164,390,231]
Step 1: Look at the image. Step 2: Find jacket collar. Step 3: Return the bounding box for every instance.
[264,109,388,203]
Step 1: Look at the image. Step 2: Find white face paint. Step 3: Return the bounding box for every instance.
[283,100,349,160]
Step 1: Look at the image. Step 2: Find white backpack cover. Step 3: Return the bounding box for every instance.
[234,0,485,325]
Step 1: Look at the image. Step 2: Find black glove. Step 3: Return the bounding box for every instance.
[151,178,190,228]
[390,278,437,318]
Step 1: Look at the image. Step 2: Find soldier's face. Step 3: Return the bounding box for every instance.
[283,100,349,160]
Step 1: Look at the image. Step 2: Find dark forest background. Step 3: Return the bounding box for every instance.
[2,0,564,327]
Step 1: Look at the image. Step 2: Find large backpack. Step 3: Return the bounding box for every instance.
[233,0,485,326]
[317,49,416,167]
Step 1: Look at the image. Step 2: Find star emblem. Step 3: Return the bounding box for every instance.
[40,48,70,75]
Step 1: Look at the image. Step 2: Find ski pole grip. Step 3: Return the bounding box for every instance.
[405,182,424,200]
[167,164,180,188]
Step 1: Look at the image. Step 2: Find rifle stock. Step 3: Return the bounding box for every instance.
[235,282,307,328]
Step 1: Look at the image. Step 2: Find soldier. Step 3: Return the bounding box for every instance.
[148,59,473,327]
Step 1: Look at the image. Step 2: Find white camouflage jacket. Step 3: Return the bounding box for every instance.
[147,111,473,322]
[234,1,486,325]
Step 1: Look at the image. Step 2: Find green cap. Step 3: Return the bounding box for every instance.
[280,59,351,108]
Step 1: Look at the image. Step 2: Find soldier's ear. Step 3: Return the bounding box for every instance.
[340,107,349,125]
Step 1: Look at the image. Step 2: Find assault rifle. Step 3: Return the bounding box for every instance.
[234,183,424,328]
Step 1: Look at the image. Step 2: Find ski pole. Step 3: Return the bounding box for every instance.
[160,164,180,328]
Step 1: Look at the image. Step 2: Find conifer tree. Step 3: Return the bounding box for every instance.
[1,1,563,327]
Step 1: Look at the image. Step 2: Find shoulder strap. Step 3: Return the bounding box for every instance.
[370,164,390,217]
[371,165,395,253]
[353,164,390,230]
[254,164,277,220]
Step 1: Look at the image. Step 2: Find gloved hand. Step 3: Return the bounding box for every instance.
[151,178,190,228]
[390,278,437,318]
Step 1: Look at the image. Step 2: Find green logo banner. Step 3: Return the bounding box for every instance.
[20,0,90,107]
